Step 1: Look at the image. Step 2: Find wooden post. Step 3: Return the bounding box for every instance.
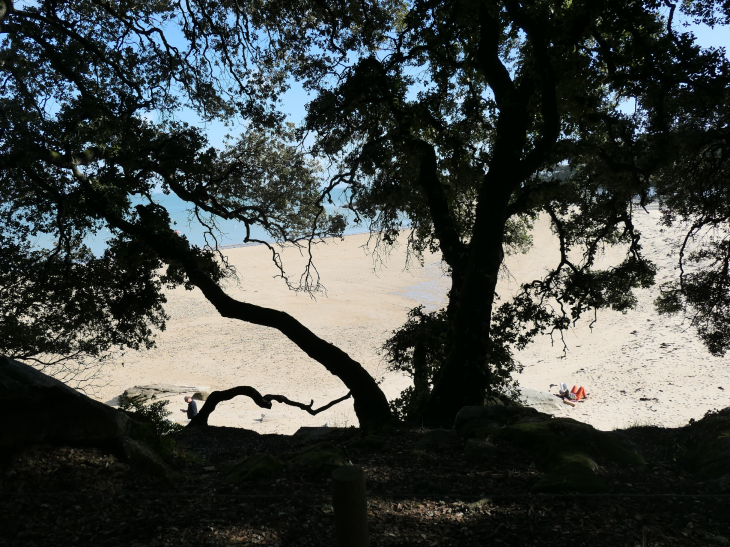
[332,465,370,547]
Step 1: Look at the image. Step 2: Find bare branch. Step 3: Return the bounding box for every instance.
[188,386,352,427]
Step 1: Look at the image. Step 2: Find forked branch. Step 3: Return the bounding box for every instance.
[188,386,352,427]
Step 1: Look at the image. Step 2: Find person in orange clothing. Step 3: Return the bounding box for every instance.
[570,386,588,400]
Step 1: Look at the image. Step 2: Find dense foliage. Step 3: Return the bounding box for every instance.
[118,396,183,457]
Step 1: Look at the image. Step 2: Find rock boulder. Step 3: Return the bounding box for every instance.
[454,405,546,436]
[1,355,133,448]
[518,387,567,414]
[192,391,210,401]
[681,408,730,479]
[122,384,208,403]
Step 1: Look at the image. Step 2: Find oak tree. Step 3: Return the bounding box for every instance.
[295,0,730,423]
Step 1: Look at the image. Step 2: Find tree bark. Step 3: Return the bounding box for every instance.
[421,137,520,425]
[190,386,271,427]
[421,188,510,425]
[411,334,430,397]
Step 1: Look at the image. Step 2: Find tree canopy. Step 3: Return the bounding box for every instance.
[2,0,730,425]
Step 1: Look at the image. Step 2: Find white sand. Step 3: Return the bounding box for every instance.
[95,208,730,433]
[509,206,730,430]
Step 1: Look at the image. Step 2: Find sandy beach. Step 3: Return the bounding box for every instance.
[95,207,730,433]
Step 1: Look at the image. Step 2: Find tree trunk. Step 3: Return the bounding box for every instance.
[421,179,513,426]
[412,334,430,397]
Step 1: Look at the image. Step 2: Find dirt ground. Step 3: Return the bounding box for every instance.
[2,419,728,547]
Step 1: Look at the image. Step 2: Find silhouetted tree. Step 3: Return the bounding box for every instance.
[295,0,730,423]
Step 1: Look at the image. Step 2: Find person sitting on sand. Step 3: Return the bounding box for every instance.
[181,396,198,419]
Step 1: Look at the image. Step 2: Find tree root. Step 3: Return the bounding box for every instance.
[188,386,352,427]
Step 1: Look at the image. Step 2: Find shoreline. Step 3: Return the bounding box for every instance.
[216,225,377,251]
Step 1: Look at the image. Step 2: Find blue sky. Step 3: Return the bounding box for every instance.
[193,15,730,150]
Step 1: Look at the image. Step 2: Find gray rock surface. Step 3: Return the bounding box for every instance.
[1,355,132,448]
[294,426,335,437]
[192,391,210,401]
[518,387,566,414]
[122,384,208,402]
[454,405,540,434]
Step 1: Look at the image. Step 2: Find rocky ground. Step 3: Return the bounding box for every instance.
[1,407,729,547]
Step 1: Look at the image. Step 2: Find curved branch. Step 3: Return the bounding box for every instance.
[265,392,352,415]
[136,222,389,427]
[189,386,271,427]
[188,386,352,427]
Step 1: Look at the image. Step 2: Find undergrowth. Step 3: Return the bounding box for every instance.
[119,396,183,457]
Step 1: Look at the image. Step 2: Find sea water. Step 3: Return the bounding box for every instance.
[28,191,377,256]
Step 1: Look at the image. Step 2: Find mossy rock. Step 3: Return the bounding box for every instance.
[532,452,608,493]
[494,418,644,467]
[455,405,541,435]
[415,429,457,447]
[693,431,730,478]
[466,425,502,440]
[281,442,349,474]
[493,419,641,494]
[680,409,730,478]
[711,473,730,492]
[226,454,283,482]
[348,435,386,452]
[464,439,498,459]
